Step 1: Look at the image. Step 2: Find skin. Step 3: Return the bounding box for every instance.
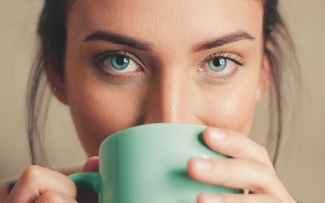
[5,0,297,202]
[64,0,264,156]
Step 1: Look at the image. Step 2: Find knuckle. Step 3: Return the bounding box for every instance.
[253,163,275,192]
[255,145,276,173]
[21,165,43,183]
[258,162,273,178]
[257,144,270,159]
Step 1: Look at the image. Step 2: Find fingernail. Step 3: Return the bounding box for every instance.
[204,195,223,203]
[210,127,226,140]
[195,158,212,171]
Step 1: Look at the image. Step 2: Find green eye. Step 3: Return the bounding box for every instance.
[111,55,130,70]
[208,58,227,72]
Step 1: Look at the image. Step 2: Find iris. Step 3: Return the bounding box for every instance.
[208,58,227,72]
[111,55,130,70]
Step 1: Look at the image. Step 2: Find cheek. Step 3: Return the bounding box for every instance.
[64,53,147,156]
[198,79,257,136]
[211,89,256,136]
[67,84,146,156]
[202,91,256,136]
[64,38,261,155]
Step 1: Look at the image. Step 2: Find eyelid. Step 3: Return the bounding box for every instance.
[202,51,245,67]
[197,51,245,84]
[90,50,145,68]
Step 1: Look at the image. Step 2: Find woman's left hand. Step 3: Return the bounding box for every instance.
[187,127,297,203]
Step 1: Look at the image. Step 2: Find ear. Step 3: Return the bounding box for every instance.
[255,53,271,103]
[45,64,69,105]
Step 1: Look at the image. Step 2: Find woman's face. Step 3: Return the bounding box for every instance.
[58,0,269,156]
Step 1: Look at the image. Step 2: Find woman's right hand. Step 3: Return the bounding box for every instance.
[5,156,99,203]
[5,165,78,203]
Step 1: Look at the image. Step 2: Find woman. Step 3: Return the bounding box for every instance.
[3,0,299,202]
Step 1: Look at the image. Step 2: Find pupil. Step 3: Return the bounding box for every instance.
[116,56,126,65]
[213,59,220,67]
[213,58,225,67]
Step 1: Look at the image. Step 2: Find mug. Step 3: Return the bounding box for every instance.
[69,123,237,203]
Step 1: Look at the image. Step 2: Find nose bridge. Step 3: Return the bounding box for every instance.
[143,67,189,124]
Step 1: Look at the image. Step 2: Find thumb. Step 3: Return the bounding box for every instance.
[82,156,99,172]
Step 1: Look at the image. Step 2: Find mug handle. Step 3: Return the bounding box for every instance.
[68,172,100,194]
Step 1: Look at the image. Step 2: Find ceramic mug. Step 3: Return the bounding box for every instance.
[69,123,237,203]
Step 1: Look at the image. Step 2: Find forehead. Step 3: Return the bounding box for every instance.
[68,0,263,45]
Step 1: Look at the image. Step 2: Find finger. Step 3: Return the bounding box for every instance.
[197,193,283,203]
[82,156,99,172]
[35,190,77,203]
[6,165,77,203]
[203,127,274,173]
[187,158,289,201]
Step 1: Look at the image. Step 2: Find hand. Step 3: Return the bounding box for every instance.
[187,127,297,203]
[5,157,99,203]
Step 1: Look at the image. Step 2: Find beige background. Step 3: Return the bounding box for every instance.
[0,0,324,202]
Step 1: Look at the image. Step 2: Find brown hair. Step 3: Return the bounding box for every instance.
[27,0,300,166]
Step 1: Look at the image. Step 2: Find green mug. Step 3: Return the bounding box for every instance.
[69,123,237,202]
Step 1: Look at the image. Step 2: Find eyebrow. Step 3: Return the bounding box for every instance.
[83,30,254,52]
[192,31,255,52]
[83,31,152,52]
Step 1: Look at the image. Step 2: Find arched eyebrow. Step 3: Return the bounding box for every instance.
[83,30,254,52]
[83,30,152,52]
[192,31,255,52]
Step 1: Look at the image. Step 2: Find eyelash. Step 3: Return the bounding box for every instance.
[202,51,245,67]
[90,50,246,81]
[90,50,141,66]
